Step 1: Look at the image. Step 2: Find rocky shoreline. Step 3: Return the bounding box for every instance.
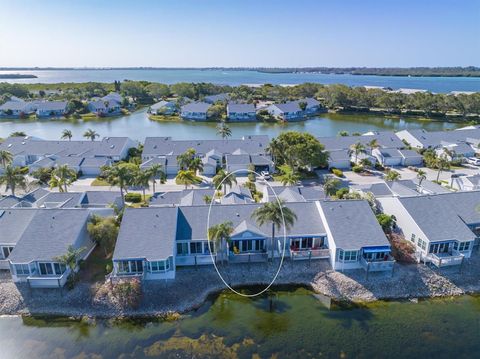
[0,254,479,319]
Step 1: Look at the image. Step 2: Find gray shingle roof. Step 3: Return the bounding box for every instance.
[143,135,269,157]
[181,102,211,113]
[34,192,84,208]
[400,128,480,148]
[398,194,478,242]
[7,209,91,263]
[35,101,68,111]
[0,209,37,245]
[0,137,132,158]
[228,103,255,113]
[318,132,404,151]
[176,202,325,241]
[114,207,178,261]
[319,200,389,249]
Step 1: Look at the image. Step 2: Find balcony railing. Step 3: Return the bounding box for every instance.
[290,248,330,260]
[27,272,69,288]
[176,254,216,266]
[360,256,395,272]
[228,252,268,263]
[428,251,464,267]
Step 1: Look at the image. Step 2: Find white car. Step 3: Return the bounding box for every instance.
[466,157,480,166]
[260,171,271,180]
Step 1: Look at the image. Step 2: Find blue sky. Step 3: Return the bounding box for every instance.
[0,0,478,67]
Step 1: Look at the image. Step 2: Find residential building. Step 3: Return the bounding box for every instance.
[4,209,95,288]
[395,128,480,150]
[35,101,68,117]
[452,174,480,191]
[112,199,393,281]
[149,100,177,115]
[352,179,450,198]
[317,200,394,272]
[180,102,212,120]
[266,98,321,121]
[378,192,480,267]
[372,148,423,167]
[204,93,230,104]
[0,136,135,173]
[262,186,326,203]
[227,103,256,121]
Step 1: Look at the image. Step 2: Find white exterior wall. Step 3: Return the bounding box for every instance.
[377,197,430,255]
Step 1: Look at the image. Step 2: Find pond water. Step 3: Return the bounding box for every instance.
[0,109,462,142]
[0,288,478,358]
[1,69,480,93]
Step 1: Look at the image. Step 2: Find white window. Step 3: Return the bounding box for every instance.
[15,264,30,276]
[454,241,471,252]
[410,234,416,243]
[1,246,14,259]
[149,260,170,272]
[176,243,188,256]
[190,242,203,254]
[339,250,358,262]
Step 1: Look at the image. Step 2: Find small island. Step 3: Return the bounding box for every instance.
[0,73,37,79]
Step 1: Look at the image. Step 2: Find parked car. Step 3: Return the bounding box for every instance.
[466,157,480,166]
[260,171,271,180]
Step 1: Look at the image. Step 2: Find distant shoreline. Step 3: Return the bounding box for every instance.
[0,74,37,79]
[0,67,479,78]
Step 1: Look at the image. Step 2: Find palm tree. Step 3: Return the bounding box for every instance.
[189,157,204,176]
[147,164,165,193]
[177,148,196,170]
[102,163,136,205]
[435,153,451,182]
[134,169,151,202]
[54,245,86,272]
[251,200,297,261]
[385,170,401,182]
[323,177,341,196]
[213,169,237,195]
[61,129,73,141]
[216,122,232,140]
[278,164,300,186]
[0,165,28,196]
[49,165,77,192]
[176,170,198,189]
[208,221,233,265]
[348,142,367,164]
[203,194,213,204]
[367,139,379,154]
[83,129,99,141]
[0,150,13,168]
[266,138,282,164]
[416,169,427,186]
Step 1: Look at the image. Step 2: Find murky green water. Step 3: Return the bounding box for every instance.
[0,288,479,358]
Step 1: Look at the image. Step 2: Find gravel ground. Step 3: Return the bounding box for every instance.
[0,253,479,318]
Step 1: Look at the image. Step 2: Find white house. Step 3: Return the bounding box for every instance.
[149,100,177,115]
[378,192,478,267]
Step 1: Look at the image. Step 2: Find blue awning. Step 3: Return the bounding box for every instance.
[362,246,391,253]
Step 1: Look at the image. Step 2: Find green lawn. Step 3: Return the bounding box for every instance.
[91,178,110,186]
[149,114,181,122]
[79,246,112,284]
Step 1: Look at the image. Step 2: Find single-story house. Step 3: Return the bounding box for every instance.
[204,93,230,104]
[435,142,475,160]
[352,179,449,198]
[266,98,322,121]
[35,101,68,117]
[0,100,34,117]
[227,103,256,121]
[398,149,423,166]
[0,136,135,169]
[372,148,404,167]
[180,102,212,121]
[6,209,95,288]
[396,128,480,150]
[317,200,394,272]
[262,186,326,203]
[378,192,479,267]
[328,150,351,169]
[452,174,480,191]
[88,100,121,116]
[149,101,177,115]
[225,154,274,174]
[112,207,178,280]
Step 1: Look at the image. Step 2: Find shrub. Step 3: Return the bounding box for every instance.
[331,168,344,177]
[335,187,349,199]
[374,163,384,170]
[125,192,142,203]
[352,165,363,173]
[105,263,112,274]
[112,278,142,309]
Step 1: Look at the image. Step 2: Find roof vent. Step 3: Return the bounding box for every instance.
[21,142,25,145]
[236,212,240,217]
